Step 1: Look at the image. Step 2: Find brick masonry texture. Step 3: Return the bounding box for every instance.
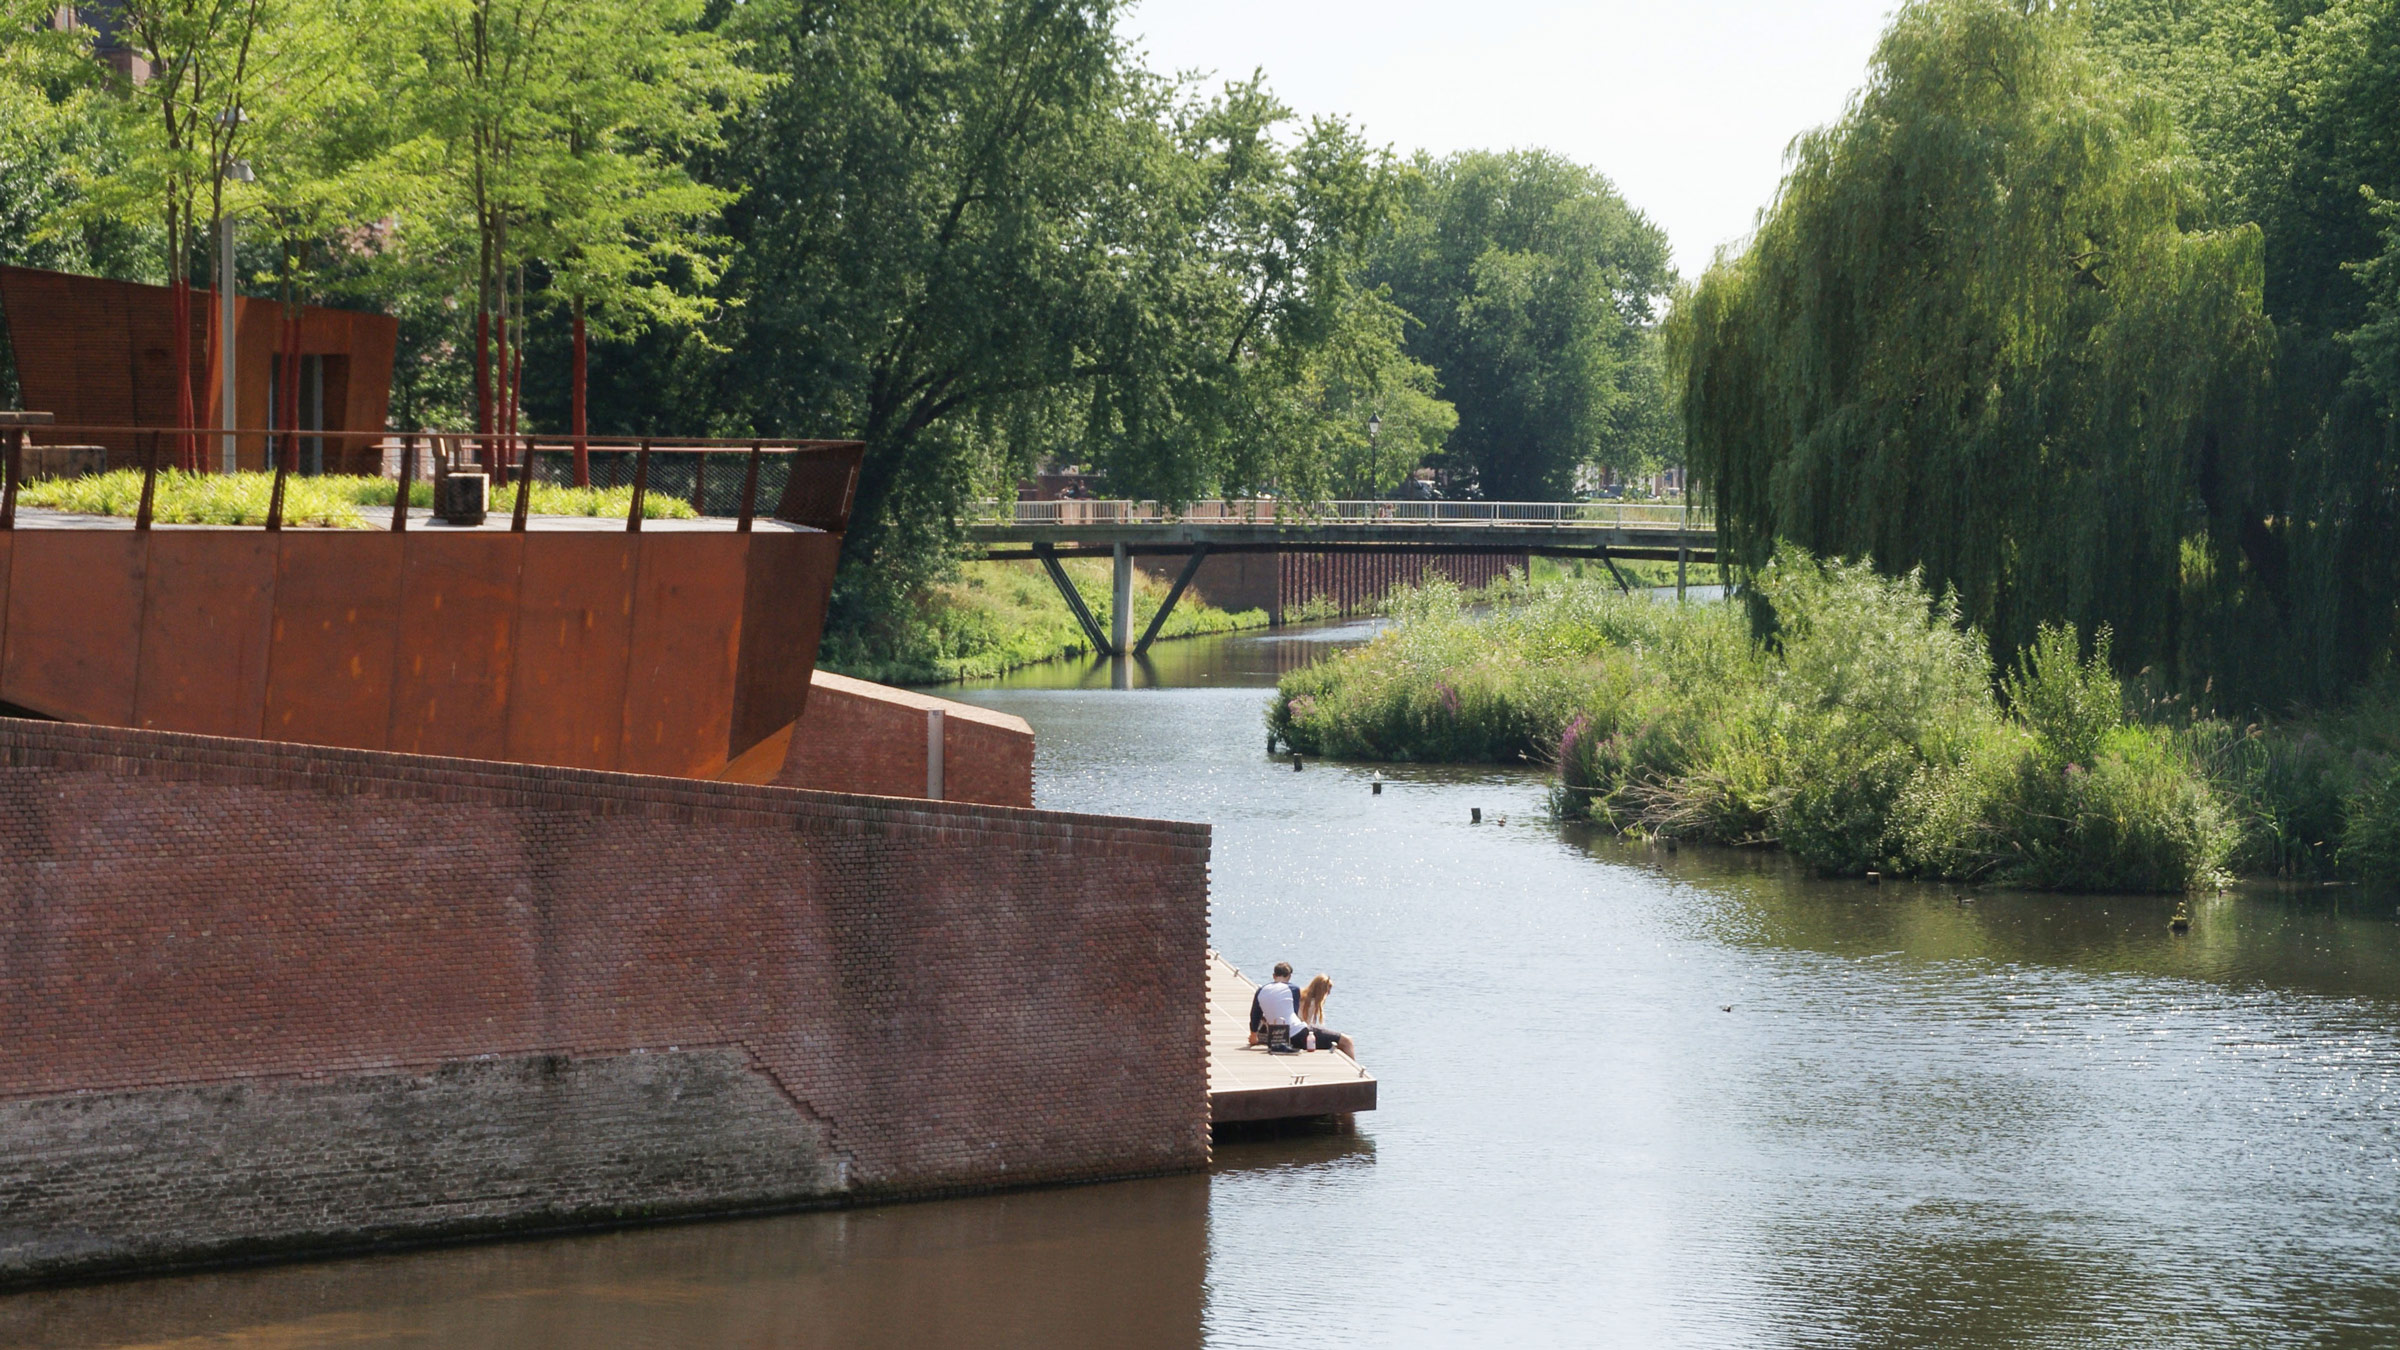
[0,718,1211,1286]
[768,671,1034,808]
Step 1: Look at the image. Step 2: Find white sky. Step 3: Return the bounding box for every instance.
[1119,0,1901,277]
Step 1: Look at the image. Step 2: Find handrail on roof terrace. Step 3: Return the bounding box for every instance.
[0,424,863,535]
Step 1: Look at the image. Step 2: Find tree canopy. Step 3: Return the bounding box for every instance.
[1674,0,2286,703]
[1372,150,1676,499]
[4,0,1695,646]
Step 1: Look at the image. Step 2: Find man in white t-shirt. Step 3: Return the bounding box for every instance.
[1249,962,1306,1052]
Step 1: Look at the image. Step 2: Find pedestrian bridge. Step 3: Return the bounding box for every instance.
[962,498,1718,656]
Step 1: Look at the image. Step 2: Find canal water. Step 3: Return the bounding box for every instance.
[9,621,2400,1347]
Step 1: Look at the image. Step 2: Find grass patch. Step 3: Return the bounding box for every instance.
[19,470,696,527]
[1527,554,1723,591]
[1270,548,2238,893]
[822,558,1269,684]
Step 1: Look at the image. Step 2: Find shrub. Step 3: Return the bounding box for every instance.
[2340,764,2400,884]
[1277,548,2239,892]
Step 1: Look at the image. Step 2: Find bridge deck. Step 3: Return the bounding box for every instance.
[1208,951,1376,1123]
[967,521,1714,558]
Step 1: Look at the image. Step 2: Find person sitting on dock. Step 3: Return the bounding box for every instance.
[1297,973,1355,1057]
[1250,962,1306,1053]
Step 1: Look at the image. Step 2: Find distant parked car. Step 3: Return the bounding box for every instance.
[1388,477,1443,502]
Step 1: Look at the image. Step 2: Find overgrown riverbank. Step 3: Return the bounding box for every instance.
[1268,552,2400,893]
[822,560,1268,685]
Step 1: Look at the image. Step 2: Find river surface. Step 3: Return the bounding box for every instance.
[9,621,2400,1348]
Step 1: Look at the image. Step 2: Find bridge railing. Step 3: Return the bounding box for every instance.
[967,498,1711,530]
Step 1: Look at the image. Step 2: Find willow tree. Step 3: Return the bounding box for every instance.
[1673,0,2271,691]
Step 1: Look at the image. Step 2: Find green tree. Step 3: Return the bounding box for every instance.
[1371,149,1675,499]
[0,7,146,405]
[69,0,279,463]
[2099,0,2400,705]
[1672,0,2271,692]
[397,0,749,461]
[707,0,1441,628]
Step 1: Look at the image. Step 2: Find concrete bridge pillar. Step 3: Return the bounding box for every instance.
[1112,542,1132,658]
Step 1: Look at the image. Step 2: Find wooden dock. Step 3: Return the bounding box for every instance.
[1208,951,1377,1124]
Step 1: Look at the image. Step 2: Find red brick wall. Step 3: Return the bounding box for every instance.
[0,719,1208,1283]
[746,670,1035,809]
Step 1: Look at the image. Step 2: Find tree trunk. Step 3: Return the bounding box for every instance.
[572,297,589,487]
[493,293,510,485]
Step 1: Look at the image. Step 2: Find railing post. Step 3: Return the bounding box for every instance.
[392,434,416,532]
[510,433,533,532]
[692,449,708,515]
[737,440,761,533]
[137,430,160,531]
[626,439,651,532]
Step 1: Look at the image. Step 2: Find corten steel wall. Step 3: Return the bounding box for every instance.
[1279,550,1527,618]
[0,718,1212,1287]
[0,266,397,469]
[0,524,838,780]
[0,267,204,461]
[730,670,1036,808]
[222,295,398,473]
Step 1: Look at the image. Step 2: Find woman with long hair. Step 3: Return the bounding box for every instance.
[1297,974,1354,1056]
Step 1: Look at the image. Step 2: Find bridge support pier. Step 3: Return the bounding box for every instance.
[1112,543,1132,659]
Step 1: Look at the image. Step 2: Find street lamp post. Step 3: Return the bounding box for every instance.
[218,137,252,474]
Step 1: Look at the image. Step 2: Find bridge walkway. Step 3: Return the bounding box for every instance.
[962,498,1719,655]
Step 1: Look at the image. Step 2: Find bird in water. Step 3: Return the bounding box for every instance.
[2169,907,2192,933]
[1720,1004,1734,1013]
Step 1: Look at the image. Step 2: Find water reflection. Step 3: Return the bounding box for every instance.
[970,619,1388,691]
[1581,827,2400,1005]
[0,1179,1207,1349]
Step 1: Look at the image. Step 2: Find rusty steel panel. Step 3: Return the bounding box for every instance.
[134,531,277,737]
[386,533,524,759]
[2,532,146,723]
[263,532,405,751]
[729,530,842,763]
[772,445,864,532]
[619,534,746,779]
[0,533,12,673]
[504,533,638,771]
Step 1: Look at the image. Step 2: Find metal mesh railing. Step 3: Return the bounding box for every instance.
[965,498,1711,530]
[0,422,859,533]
